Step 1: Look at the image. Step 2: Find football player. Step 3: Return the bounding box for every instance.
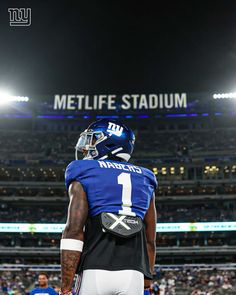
[30,273,58,295]
[59,119,157,295]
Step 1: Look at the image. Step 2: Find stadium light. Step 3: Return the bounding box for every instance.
[0,91,11,105]
[213,92,236,99]
[0,90,29,105]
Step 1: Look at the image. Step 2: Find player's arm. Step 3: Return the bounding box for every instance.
[60,181,88,295]
[143,193,157,289]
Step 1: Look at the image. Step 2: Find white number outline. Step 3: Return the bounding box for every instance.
[118,172,136,216]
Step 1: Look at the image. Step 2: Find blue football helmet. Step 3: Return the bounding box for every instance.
[75,119,135,161]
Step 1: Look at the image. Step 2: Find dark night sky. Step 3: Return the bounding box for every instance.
[0,1,236,95]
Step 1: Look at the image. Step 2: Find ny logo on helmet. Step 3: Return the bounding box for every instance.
[107,122,123,137]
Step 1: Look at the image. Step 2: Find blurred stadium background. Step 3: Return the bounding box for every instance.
[0,92,236,294]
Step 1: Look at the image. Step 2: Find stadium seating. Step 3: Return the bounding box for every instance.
[1,267,236,294]
[0,115,236,272]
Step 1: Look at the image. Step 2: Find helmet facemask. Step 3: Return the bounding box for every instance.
[75,130,106,160]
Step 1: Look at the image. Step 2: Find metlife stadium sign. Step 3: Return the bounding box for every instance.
[1,92,236,119]
[53,93,187,111]
[1,222,236,233]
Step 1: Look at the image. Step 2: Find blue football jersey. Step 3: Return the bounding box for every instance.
[30,287,58,295]
[65,159,157,219]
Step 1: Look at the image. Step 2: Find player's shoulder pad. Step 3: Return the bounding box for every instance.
[142,167,158,190]
[65,160,88,190]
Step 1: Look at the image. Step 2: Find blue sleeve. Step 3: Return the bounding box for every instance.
[144,168,158,196]
[151,171,158,191]
[65,160,86,191]
[144,290,150,295]
[29,290,35,295]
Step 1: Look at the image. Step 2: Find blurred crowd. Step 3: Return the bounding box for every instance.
[1,268,236,295]
[0,231,234,248]
[0,128,236,166]
[0,203,66,223]
[156,231,233,247]
[150,268,236,294]
[0,201,235,223]
[0,132,77,165]
[1,184,236,198]
[0,129,236,188]
[157,202,235,223]
[0,271,60,295]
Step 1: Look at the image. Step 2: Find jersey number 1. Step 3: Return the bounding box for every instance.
[118,172,136,216]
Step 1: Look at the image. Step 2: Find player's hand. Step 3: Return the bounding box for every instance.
[144,278,151,288]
